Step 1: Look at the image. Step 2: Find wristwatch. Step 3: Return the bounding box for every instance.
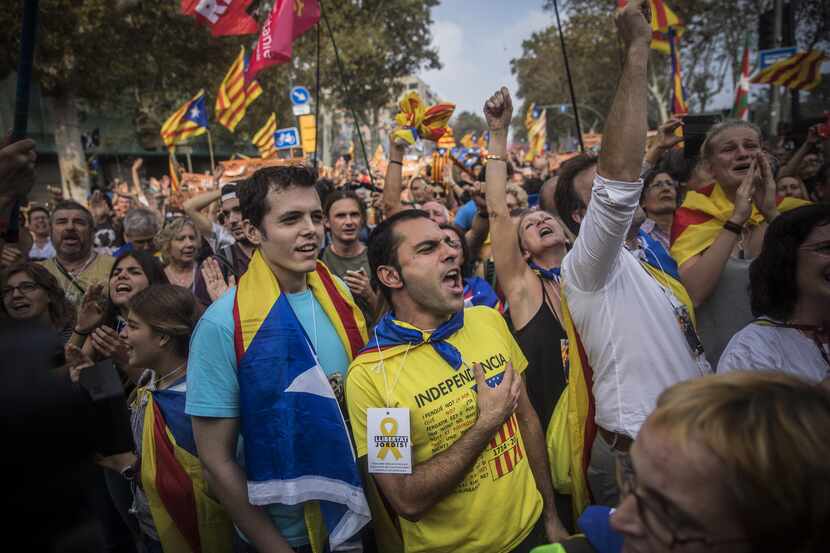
[722,220,744,235]
[120,464,136,481]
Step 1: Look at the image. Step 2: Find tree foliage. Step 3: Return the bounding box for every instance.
[451,111,487,140]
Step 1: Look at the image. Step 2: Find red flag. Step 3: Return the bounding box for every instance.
[246,0,320,82]
[180,0,258,37]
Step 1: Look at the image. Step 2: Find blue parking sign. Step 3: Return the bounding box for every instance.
[274,127,300,150]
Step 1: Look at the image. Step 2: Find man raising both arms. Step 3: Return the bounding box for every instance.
[346,207,568,553]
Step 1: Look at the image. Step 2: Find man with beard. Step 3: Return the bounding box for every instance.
[27,206,56,260]
[40,201,114,307]
[320,189,378,324]
[346,209,568,553]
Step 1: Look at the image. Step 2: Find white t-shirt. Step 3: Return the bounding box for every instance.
[718,321,830,383]
[29,239,56,260]
[562,174,711,439]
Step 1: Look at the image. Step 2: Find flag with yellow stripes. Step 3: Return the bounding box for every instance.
[252,113,278,158]
[160,90,208,148]
[751,50,826,91]
[216,47,264,132]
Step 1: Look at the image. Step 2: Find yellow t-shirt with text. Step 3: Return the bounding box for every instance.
[346,306,542,553]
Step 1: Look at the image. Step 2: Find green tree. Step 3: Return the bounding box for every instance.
[0,0,440,199]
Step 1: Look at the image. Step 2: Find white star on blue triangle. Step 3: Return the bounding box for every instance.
[184,95,208,128]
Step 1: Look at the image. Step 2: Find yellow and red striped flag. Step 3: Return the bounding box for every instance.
[216,47,263,132]
[751,50,826,91]
[160,90,208,148]
[251,113,278,158]
[668,28,687,115]
[618,0,684,54]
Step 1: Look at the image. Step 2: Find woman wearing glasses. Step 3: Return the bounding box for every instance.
[1,262,75,341]
[611,371,830,553]
[639,170,680,252]
[718,204,830,383]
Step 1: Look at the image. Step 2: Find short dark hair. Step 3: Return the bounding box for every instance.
[324,189,366,220]
[238,165,318,229]
[749,204,830,320]
[368,209,430,302]
[51,200,93,228]
[439,223,473,278]
[523,177,544,195]
[554,154,598,236]
[27,206,50,221]
[109,250,169,289]
[640,169,682,207]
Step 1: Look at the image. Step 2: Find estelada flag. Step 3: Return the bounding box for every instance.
[216,47,263,132]
[751,50,826,91]
[246,0,320,83]
[161,90,208,149]
[139,384,233,553]
[180,0,258,37]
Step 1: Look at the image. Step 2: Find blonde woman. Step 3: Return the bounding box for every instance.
[155,217,201,292]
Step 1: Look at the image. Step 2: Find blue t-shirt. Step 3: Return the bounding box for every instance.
[185,286,351,546]
[454,199,478,231]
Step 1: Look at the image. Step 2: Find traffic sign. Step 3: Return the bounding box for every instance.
[274,127,300,150]
[290,86,311,106]
[759,47,797,70]
[292,104,311,116]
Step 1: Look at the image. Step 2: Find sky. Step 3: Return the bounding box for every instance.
[417,0,553,116]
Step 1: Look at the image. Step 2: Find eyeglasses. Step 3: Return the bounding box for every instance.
[617,460,749,549]
[2,281,40,297]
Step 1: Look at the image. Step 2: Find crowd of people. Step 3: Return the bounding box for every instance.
[1,2,829,552]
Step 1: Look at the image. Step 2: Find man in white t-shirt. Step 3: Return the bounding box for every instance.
[556,0,711,507]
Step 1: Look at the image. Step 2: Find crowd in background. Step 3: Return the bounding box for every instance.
[1,3,829,553]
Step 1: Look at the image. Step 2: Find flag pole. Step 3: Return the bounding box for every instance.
[320,0,374,188]
[206,129,216,172]
[551,0,585,152]
[314,20,321,170]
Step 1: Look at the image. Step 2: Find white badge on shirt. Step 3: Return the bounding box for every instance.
[367,407,412,474]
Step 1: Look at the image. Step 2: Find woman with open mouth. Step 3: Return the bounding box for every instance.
[69,250,169,376]
[1,262,75,342]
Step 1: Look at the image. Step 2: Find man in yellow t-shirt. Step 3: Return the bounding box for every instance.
[347,210,568,553]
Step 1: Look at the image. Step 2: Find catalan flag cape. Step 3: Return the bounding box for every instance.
[670,182,811,267]
[751,50,826,91]
[161,90,208,149]
[233,250,370,552]
[138,381,233,553]
[216,47,263,132]
[392,91,456,146]
[252,113,278,158]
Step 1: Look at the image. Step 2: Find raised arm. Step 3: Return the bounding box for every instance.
[382,140,406,217]
[369,363,521,521]
[482,88,537,315]
[597,0,651,182]
[563,0,652,292]
[778,125,820,179]
[183,189,222,237]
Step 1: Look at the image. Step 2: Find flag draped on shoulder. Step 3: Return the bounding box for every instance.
[246,0,321,83]
[139,382,233,553]
[751,50,826,91]
[216,47,263,132]
[161,90,208,149]
[180,0,258,36]
[233,250,369,552]
[670,182,810,267]
[252,113,278,158]
[732,35,751,120]
[668,27,687,115]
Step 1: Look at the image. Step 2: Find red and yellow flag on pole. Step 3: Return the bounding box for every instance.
[252,113,278,158]
[620,0,684,54]
[750,50,826,91]
[216,47,263,132]
[668,28,687,115]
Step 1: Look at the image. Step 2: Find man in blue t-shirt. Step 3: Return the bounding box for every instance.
[186,166,359,553]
